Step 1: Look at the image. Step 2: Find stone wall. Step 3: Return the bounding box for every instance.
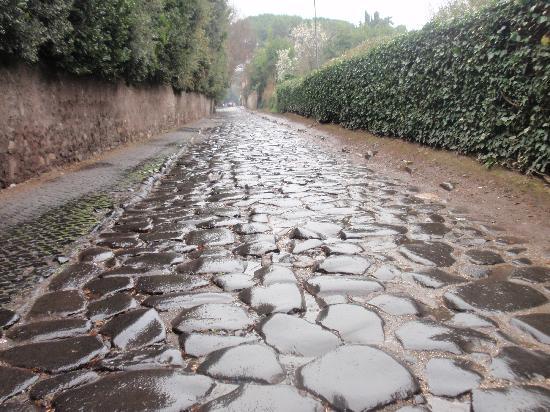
[0,64,214,188]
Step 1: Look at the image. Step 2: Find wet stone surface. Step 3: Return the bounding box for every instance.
[53,369,214,411]
[298,345,419,411]
[0,110,549,410]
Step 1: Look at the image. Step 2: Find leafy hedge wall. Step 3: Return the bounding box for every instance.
[0,0,230,99]
[276,0,549,173]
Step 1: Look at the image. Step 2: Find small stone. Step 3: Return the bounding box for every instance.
[510,313,550,344]
[440,182,455,191]
[100,308,166,350]
[410,269,465,289]
[0,366,38,403]
[198,344,284,384]
[0,308,19,329]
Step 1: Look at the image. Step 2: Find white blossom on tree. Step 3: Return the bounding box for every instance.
[291,22,327,75]
[276,48,296,82]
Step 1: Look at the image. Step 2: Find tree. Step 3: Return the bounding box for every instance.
[291,22,327,75]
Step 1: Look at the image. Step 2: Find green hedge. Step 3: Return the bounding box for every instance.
[0,0,230,99]
[277,0,550,173]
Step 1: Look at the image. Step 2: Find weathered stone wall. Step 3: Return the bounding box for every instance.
[0,64,214,188]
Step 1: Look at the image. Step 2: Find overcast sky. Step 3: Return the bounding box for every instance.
[229,0,450,30]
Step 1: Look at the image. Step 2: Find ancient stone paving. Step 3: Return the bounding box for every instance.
[0,108,549,411]
[0,123,214,304]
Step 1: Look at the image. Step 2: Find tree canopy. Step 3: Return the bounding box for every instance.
[0,0,231,99]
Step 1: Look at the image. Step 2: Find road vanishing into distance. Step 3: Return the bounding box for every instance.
[0,109,549,411]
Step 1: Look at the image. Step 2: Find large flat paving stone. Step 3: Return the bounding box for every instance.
[510,266,550,284]
[444,281,548,313]
[395,320,494,354]
[100,308,166,350]
[177,257,245,274]
[186,228,236,246]
[53,369,214,411]
[143,292,234,311]
[199,383,323,412]
[318,255,371,275]
[180,333,259,357]
[86,293,138,321]
[259,313,340,356]
[510,313,550,344]
[136,274,210,294]
[490,346,550,380]
[0,308,19,329]
[213,273,255,291]
[197,343,284,384]
[368,294,422,316]
[254,265,297,285]
[29,370,99,401]
[399,241,455,267]
[172,303,255,333]
[6,319,91,342]
[239,283,305,314]
[0,366,37,403]
[48,263,101,291]
[305,275,383,300]
[465,249,504,265]
[297,345,418,411]
[83,276,133,298]
[28,290,86,319]
[99,346,184,371]
[410,268,465,289]
[471,385,550,412]
[317,303,384,344]
[425,358,481,397]
[0,336,108,372]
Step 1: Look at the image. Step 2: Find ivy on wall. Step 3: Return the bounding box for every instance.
[277,0,549,173]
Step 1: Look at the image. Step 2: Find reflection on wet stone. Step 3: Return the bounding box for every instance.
[1,111,549,409]
[298,345,418,411]
[198,343,284,384]
[53,369,214,411]
[199,384,323,412]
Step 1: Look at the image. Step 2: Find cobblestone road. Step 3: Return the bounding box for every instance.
[0,108,549,411]
[0,122,214,304]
